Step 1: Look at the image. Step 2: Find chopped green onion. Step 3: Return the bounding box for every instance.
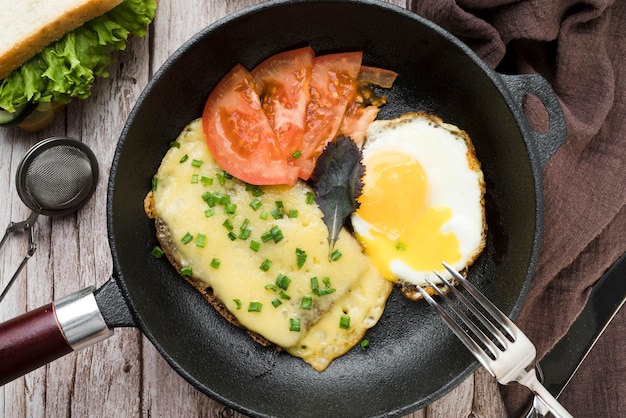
[300,295,312,310]
[305,191,315,205]
[181,232,193,244]
[395,241,406,251]
[240,218,250,230]
[196,233,206,248]
[223,171,233,179]
[250,186,264,197]
[169,141,181,148]
[270,226,284,243]
[271,298,282,308]
[191,174,199,184]
[291,150,302,159]
[260,211,269,220]
[179,154,189,163]
[180,266,193,276]
[238,229,251,240]
[310,276,319,293]
[259,259,272,271]
[151,177,158,191]
[248,301,263,312]
[275,201,284,208]
[339,315,351,329]
[276,274,291,290]
[323,276,332,288]
[191,159,203,168]
[249,198,262,211]
[264,283,278,292]
[279,291,291,300]
[261,231,273,243]
[227,232,237,241]
[216,172,226,186]
[233,299,242,309]
[201,176,213,186]
[224,202,237,215]
[270,208,283,219]
[250,240,261,252]
[288,209,298,218]
[290,318,301,332]
[296,248,307,269]
[151,246,164,258]
[330,249,343,262]
[360,339,370,350]
[210,258,220,269]
[317,287,336,296]
[222,219,234,231]
[204,208,215,217]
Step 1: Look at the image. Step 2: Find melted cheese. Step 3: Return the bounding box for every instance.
[152,119,392,370]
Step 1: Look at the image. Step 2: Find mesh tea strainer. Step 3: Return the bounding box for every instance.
[0,137,99,303]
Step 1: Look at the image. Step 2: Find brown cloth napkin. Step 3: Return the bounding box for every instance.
[410,1,626,416]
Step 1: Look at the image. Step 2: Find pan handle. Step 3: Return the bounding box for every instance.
[0,287,113,386]
[500,73,567,169]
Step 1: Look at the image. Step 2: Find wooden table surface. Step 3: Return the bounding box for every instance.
[0,1,509,416]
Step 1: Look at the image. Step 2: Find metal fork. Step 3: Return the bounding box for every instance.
[417,262,573,418]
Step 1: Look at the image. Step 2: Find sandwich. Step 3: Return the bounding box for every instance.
[0,0,157,131]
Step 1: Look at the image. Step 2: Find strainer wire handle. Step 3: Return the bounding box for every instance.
[0,211,39,303]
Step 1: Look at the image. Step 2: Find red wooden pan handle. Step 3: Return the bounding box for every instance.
[0,287,113,386]
[0,303,72,386]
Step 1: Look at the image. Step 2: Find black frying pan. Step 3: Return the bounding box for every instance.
[0,1,566,416]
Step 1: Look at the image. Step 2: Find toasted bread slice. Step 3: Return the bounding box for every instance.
[0,0,123,79]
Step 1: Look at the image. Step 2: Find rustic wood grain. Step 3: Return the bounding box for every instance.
[0,1,508,417]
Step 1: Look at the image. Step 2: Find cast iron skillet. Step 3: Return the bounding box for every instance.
[0,1,566,416]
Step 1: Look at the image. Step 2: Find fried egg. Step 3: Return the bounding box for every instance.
[350,112,486,290]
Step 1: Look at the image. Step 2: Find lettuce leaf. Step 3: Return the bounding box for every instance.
[0,0,156,112]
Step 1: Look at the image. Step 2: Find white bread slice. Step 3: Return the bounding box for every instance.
[0,0,124,79]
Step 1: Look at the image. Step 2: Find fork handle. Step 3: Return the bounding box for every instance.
[520,371,573,418]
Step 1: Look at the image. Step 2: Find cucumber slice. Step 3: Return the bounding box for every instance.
[0,103,37,126]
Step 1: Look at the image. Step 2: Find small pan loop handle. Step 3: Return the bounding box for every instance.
[500,73,567,169]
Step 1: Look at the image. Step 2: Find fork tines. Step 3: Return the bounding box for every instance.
[416,262,517,371]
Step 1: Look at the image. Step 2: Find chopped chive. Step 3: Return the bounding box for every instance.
[271,298,282,308]
[191,159,203,168]
[339,315,351,329]
[276,274,291,291]
[222,219,234,231]
[248,301,263,312]
[196,233,207,248]
[300,295,312,310]
[212,192,225,203]
[151,177,158,191]
[279,291,291,300]
[250,240,261,252]
[270,208,283,219]
[151,246,164,258]
[259,259,272,271]
[260,211,269,220]
[264,283,278,292]
[204,208,215,217]
[317,287,336,296]
[275,201,284,208]
[305,191,315,205]
[210,258,220,269]
[223,171,233,179]
[296,248,307,269]
[238,229,251,240]
[240,218,250,230]
[270,226,284,243]
[290,318,301,332]
[233,299,242,309]
[261,231,273,243]
[201,176,213,185]
[179,154,189,163]
[330,249,343,262]
[225,202,237,215]
[169,141,181,148]
[191,174,199,184]
[291,150,302,159]
[216,172,226,186]
[288,209,298,218]
[323,276,331,288]
[249,198,262,211]
[227,232,237,241]
[202,192,216,207]
[396,241,406,251]
[252,187,264,197]
[180,266,193,276]
[360,339,370,350]
[310,276,319,293]
[181,232,193,244]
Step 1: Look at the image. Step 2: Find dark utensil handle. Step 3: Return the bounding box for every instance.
[0,287,113,386]
[0,303,72,386]
[500,73,567,168]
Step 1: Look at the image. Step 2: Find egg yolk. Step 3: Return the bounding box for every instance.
[355,150,461,281]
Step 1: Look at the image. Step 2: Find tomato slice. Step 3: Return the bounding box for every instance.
[252,46,314,160]
[296,52,363,180]
[202,64,299,185]
[337,103,380,145]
